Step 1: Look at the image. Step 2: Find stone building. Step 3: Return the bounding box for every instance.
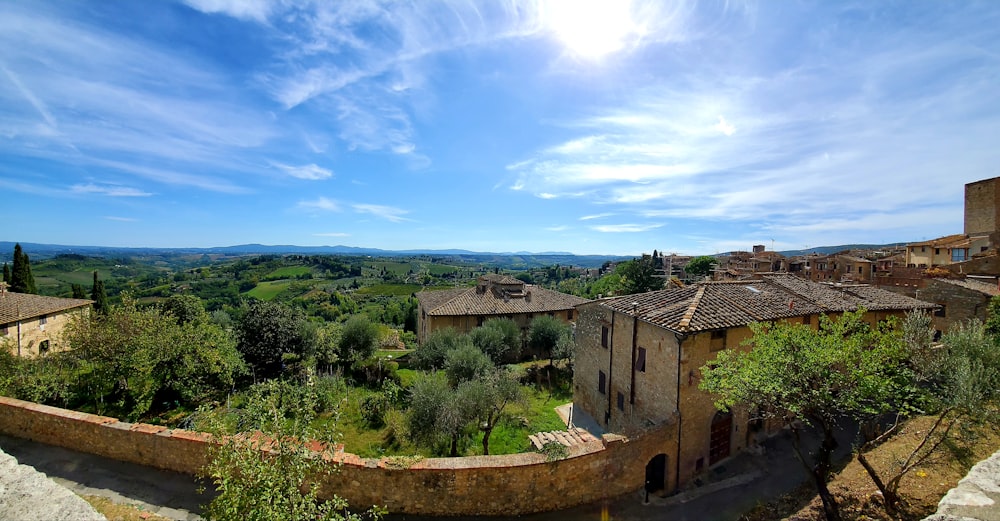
[916,277,1000,334]
[0,284,92,357]
[572,274,935,495]
[415,274,589,345]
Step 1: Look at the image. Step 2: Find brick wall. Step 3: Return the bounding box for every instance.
[0,396,672,516]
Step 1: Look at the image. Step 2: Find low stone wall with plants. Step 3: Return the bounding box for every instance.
[0,396,671,516]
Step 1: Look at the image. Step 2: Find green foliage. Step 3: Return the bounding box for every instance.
[338,315,379,366]
[458,368,526,455]
[71,283,87,299]
[10,244,38,294]
[91,271,109,314]
[407,372,472,456]
[538,441,569,461]
[200,380,382,521]
[700,310,912,521]
[65,296,245,420]
[685,255,718,278]
[411,328,466,370]
[234,300,316,380]
[528,315,573,365]
[1,263,9,284]
[162,294,208,325]
[984,295,1000,339]
[614,255,663,295]
[444,342,492,385]
[470,318,522,364]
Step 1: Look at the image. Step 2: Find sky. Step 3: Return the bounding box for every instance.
[2,1,1000,256]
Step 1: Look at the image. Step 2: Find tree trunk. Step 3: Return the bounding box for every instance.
[482,425,493,456]
[813,423,842,521]
[857,451,900,514]
[450,435,459,457]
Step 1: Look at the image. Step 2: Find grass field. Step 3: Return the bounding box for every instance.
[266,265,312,278]
[244,280,291,300]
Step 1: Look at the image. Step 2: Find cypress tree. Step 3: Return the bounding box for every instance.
[91,271,108,314]
[10,243,37,294]
[71,283,87,299]
[2,263,9,284]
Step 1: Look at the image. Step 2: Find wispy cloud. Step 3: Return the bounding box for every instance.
[297,197,341,212]
[545,225,569,232]
[352,203,411,223]
[71,183,152,197]
[591,223,663,233]
[580,213,615,221]
[104,216,137,222]
[274,163,333,180]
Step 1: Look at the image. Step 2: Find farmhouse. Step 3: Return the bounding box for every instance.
[415,274,588,344]
[0,283,92,357]
[572,274,935,495]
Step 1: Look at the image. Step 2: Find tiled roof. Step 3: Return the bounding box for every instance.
[416,285,590,316]
[597,274,935,333]
[907,234,970,248]
[479,274,524,285]
[0,292,92,324]
[934,278,1000,296]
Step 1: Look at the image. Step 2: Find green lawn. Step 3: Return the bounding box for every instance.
[266,266,312,278]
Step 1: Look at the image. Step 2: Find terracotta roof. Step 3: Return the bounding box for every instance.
[0,292,92,324]
[596,274,935,334]
[934,278,1000,296]
[479,274,524,285]
[907,234,970,248]
[416,284,589,316]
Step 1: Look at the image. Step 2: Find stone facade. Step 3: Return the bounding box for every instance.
[916,278,999,333]
[0,291,92,357]
[964,176,1000,237]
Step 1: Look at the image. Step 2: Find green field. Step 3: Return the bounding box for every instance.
[266,265,312,278]
[245,280,291,300]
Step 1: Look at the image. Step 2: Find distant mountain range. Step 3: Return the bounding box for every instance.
[1,240,910,265]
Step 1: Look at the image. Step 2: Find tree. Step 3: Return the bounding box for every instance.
[71,284,87,299]
[460,368,525,455]
[856,312,1000,514]
[91,271,109,315]
[411,327,466,370]
[337,315,380,366]
[444,342,492,386]
[469,318,522,364]
[201,380,381,521]
[10,243,37,294]
[2,263,9,284]
[685,255,718,278]
[162,294,208,325]
[407,372,475,456]
[528,315,572,366]
[235,300,316,380]
[613,255,663,295]
[700,310,912,521]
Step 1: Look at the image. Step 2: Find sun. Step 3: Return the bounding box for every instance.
[543,0,639,59]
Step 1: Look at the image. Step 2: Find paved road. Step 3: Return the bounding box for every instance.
[0,423,858,521]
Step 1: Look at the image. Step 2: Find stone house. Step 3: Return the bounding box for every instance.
[916,277,1000,334]
[0,285,92,357]
[905,234,990,268]
[572,274,935,495]
[791,253,875,284]
[415,274,589,346]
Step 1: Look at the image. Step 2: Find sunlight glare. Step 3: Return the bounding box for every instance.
[544,0,638,59]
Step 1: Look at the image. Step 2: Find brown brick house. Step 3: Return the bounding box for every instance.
[572,274,934,495]
[415,274,589,345]
[0,284,92,357]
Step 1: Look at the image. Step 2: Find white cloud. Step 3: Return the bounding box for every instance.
[591,223,663,233]
[353,203,411,222]
[181,0,276,23]
[297,197,341,212]
[580,213,615,221]
[71,183,152,197]
[545,225,569,232]
[274,163,333,180]
[715,115,735,136]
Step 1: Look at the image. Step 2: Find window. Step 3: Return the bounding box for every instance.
[934,304,946,318]
[567,309,574,320]
[921,246,926,253]
[601,325,609,348]
[710,330,726,351]
[476,316,484,327]
[952,249,967,262]
[617,392,625,411]
[0,323,7,336]
[802,315,812,325]
[636,347,647,372]
[598,370,606,394]
[935,248,941,255]
[39,340,50,354]
[39,315,48,325]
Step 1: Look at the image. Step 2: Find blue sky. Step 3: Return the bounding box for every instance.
[2,1,999,256]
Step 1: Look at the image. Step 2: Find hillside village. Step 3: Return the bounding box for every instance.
[2,177,1000,520]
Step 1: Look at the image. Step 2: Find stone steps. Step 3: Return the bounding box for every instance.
[528,427,598,450]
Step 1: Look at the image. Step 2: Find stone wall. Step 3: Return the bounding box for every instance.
[0,396,671,516]
[3,307,85,357]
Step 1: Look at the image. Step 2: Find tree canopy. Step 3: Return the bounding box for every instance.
[685,255,718,278]
[234,299,316,380]
[615,255,663,295]
[10,243,37,294]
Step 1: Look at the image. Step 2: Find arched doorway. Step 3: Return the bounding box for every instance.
[645,453,667,494]
[709,411,732,465]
